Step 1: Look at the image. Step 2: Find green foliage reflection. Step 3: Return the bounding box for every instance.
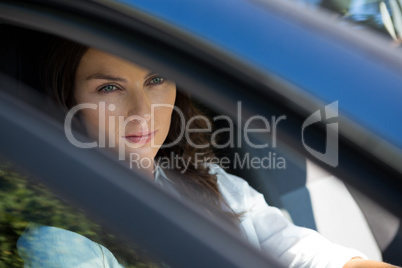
[0,163,160,268]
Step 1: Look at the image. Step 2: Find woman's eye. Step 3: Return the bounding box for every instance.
[147,76,165,85]
[99,85,118,93]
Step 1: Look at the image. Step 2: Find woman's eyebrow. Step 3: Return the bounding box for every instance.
[86,73,127,82]
[145,71,156,77]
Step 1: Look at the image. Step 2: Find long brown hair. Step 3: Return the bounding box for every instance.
[42,38,240,224]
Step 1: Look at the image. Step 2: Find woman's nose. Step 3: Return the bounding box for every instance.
[126,87,152,121]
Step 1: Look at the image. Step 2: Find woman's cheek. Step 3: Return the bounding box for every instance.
[80,107,114,142]
[162,108,174,140]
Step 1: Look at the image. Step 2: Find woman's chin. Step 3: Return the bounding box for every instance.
[124,146,157,161]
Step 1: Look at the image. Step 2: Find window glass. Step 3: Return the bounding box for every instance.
[0,161,163,267]
[0,20,401,268]
[0,23,251,268]
[286,0,402,45]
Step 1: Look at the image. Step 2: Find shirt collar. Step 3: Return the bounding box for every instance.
[154,165,175,186]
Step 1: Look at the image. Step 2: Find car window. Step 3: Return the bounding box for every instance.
[0,23,278,268]
[0,4,402,267]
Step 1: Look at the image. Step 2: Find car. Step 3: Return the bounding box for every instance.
[0,0,401,267]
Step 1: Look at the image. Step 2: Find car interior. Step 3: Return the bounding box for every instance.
[0,20,401,267]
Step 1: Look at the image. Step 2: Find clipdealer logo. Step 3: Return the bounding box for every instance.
[302,101,339,167]
[63,100,339,169]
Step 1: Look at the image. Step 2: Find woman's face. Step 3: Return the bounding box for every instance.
[74,48,176,164]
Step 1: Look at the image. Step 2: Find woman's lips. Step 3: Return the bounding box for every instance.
[123,130,157,144]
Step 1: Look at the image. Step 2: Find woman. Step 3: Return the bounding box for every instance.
[17,38,398,268]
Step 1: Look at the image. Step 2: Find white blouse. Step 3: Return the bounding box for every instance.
[207,164,367,268]
[155,164,367,268]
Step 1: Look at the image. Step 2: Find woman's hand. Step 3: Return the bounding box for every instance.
[344,257,400,268]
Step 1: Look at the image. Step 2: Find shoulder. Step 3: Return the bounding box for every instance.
[208,164,249,191]
[207,164,267,213]
[17,223,124,268]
